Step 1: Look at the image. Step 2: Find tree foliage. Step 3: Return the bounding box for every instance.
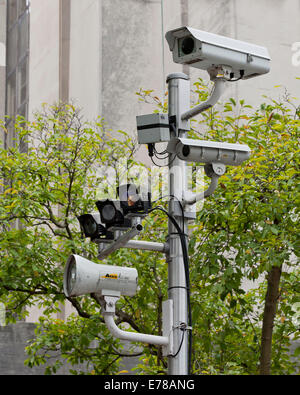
[187,82,300,374]
[0,82,299,375]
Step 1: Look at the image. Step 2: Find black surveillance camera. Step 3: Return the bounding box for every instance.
[77,213,112,240]
[96,199,125,226]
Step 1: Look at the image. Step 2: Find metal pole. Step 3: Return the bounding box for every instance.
[166,72,190,375]
[125,240,169,253]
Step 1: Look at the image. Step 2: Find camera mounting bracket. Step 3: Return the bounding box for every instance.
[183,163,226,206]
[97,294,173,356]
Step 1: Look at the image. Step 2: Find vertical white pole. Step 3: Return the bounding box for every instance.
[166,72,190,375]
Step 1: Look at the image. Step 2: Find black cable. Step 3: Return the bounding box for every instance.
[150,153,176,168]
[153,146,168,156]
[149,205,192,374]
[154,152,169,160]
[148,142,177,167]
[155,154,169,160]
[152,195,186,232]
[227,70,245,82]
[150,155,164,167]
[172,328,185,358]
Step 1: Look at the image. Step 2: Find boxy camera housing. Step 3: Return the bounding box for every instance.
[137,113,170,144]
[165,26,271,80]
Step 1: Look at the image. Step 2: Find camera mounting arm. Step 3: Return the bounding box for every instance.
[181,75,227,121]
[184,163,226,206]
[97,293,173,355]
[97,224,143,260]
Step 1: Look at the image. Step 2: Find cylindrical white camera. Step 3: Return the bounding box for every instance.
[168,138,251,166]
[63,254,138,297]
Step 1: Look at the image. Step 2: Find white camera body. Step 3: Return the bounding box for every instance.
[165,26,271,80]
[63,254,138,297]
[167,138,251,166]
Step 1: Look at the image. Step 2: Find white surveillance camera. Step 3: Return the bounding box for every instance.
[63,254,138,297]
[167,138,251,166]
[165,26,270,80]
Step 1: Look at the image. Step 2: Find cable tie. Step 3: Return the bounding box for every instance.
[169,232,189,238]
[168,285,190,291]
[173,323,192,331]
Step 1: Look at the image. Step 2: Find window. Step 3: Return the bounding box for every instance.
[5,0,29,152]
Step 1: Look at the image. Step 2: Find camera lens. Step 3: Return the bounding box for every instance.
[182,145,190,157]
[83,216,97,236]
[181,37,195,55]
[102,204,116,222]
[67,257,77,294]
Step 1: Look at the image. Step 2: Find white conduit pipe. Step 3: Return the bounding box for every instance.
[184,174,220,206]
[97,225,143,260]
[181,78,227,121]
[103,313,169,346]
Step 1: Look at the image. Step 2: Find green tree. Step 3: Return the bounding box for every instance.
[0,103,145,374]
[187,83,300,374]
[138,83,300,375]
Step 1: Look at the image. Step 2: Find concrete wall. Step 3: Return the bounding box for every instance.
[101,0,168,134]
[0,322,89,375]
[27,0,300,132]
[230,0,300,106]
[0,323,60,374]
[0,323,44,375]
[28,0,60,115]
[101,0,300,134]
[69,0,101,121]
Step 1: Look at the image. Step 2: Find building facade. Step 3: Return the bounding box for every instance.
[0,0,299,374]
[27,0,300,133]
[2,0,300,144]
